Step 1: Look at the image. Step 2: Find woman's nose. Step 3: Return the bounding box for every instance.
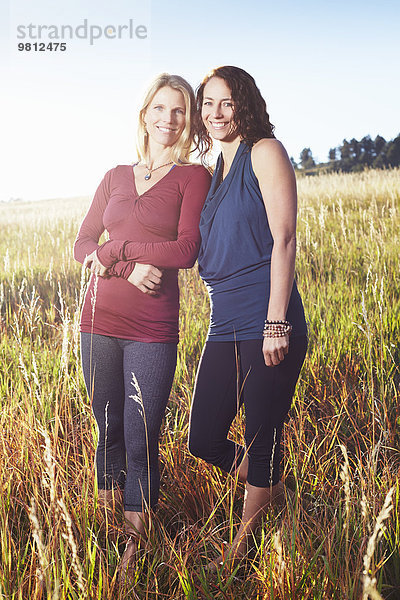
[211,105,223,118]
[162,111,173,123]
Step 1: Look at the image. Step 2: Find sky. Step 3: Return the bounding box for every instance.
[1,0,399,202]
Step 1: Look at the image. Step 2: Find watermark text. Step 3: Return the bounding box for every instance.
[16,19,148,46]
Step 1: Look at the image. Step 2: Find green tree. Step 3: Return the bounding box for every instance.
[374,135,386,156]
[339,140,353,171]
[299,147,315,169]
[328,148,337,161]
[360,135,374,166]
[349,138,361,161]
[372,135,387,168]
[340,139,351,159]
[386,134,400,167]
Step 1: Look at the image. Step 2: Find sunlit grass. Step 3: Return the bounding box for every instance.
[0,168,399,599]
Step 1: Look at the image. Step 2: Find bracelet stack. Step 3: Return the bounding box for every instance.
[263,319,292,338]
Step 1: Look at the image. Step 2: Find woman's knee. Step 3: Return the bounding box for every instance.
[188,429,226,465]
[125,433,159,466]
[187,430,209,460]
[93,406,124,439]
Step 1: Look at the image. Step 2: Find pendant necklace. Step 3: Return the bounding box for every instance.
[141,160,173,180]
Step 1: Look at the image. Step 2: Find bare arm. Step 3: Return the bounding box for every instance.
[251,139,298,366]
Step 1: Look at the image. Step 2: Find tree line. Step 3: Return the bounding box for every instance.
[292,133,400,173]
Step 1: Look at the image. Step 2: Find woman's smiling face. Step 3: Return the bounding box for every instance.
[201,77,238,142]
[144,86,186,148]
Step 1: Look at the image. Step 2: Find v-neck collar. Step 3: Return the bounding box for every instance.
[131,163,176,198]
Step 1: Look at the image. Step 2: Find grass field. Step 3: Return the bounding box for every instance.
[0,169,399,599]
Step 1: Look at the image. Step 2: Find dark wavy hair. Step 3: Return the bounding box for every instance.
[194,65,275,160]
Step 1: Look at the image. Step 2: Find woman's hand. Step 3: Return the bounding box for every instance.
[262,335,289,367]
[127,264,163,295]
[84,250,108,277]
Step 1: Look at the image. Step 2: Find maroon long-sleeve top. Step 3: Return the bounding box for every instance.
[74,164,211,342]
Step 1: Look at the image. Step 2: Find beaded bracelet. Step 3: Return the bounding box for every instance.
[263,320,292,331]
[263,319,292,338]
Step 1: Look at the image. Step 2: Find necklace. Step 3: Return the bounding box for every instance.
[141,160,173,180]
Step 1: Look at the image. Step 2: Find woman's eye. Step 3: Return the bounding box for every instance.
[203,101,211,106]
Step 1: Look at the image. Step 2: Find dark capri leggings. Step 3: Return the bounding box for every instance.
[81,333,177,512]
[188,335,308,487]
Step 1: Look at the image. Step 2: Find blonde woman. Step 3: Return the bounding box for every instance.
[74,73,211,574]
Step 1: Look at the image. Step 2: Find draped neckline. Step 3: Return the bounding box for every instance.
[207,141,249,200]
[200,141,250,232]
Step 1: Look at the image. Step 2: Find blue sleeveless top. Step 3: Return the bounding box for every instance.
[198,141,307,341]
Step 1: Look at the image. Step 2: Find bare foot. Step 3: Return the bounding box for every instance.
[118,536,140,580]
[207,539,248,574]
[206,481,294,574]
[206,556,223,574]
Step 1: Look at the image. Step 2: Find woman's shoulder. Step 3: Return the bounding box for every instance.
[175,163,212,183]
[103,164,135,182]
[251,138,287,159]
[251,139,292,174]
[101,164,132,177]
[177,162,211,173]
[114,164,134,173]
[93,165,133,194]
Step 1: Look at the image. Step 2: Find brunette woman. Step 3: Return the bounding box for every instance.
[188,66,307,569]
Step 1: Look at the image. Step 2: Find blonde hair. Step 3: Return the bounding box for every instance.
[136,73,195,164]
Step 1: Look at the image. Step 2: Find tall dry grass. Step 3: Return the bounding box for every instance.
[0,169,399,599]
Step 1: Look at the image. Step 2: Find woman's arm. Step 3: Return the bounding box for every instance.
[73,168,164,293]
[107,260,136,279]
[96,167,211,270]
[73,169,139,280]
[88,249,162,295]
[251,139,298,366]
[73,169,113,264]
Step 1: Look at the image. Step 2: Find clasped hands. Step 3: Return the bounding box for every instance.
[84,250,162,296]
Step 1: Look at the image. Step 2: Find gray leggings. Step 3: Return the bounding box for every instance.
[81,333,177,511]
